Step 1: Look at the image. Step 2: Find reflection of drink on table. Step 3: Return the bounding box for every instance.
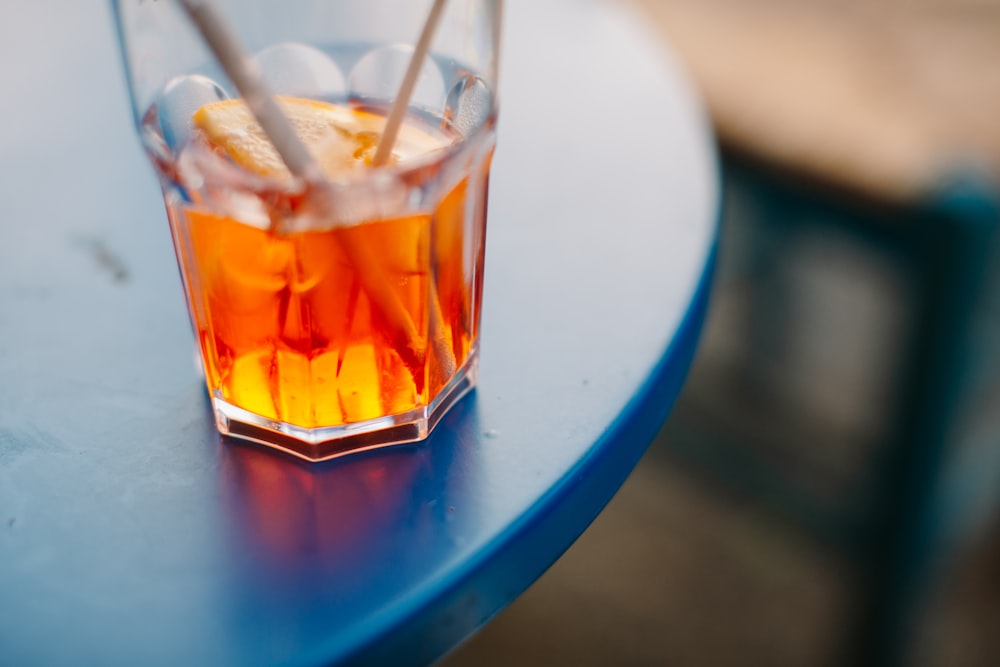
[148,93,493,458]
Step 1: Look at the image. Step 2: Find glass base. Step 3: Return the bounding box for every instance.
[213,350,478,462]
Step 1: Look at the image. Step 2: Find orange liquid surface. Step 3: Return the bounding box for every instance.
[170,104,488,429]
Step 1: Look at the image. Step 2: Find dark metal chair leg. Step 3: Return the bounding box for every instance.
[847,187,998,666]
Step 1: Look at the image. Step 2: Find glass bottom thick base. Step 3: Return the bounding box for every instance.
[212,350,479,462]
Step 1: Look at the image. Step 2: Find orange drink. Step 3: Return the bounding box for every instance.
[157,96,493,460]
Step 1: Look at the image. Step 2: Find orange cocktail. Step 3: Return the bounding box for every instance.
[159,97,493,460]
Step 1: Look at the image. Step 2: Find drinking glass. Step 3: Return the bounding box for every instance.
[112,0,501,461]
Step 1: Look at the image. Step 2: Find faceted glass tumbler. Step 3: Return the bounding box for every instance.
[112,0,501,461]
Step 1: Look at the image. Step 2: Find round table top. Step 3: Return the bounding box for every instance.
[0,1,718,665]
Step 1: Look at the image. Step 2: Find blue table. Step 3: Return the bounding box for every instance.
[0,1,718,664]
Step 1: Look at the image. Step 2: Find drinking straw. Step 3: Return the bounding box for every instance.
[371,0,448,166]
[364,0,456,377]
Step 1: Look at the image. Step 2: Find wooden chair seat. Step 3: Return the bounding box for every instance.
[637,0,1000,203]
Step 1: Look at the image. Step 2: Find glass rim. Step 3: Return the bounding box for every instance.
[144,104,498,203]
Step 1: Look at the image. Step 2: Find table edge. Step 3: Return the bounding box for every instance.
[320,237,720,667]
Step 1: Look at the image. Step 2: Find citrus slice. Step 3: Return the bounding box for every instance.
[192,96,445,181]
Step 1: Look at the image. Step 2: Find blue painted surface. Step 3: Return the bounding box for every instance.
[0,1,718,665]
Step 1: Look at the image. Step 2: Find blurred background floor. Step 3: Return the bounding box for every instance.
[442,0,1000,663]
[441,430,853,666]
[452,456,1000,667]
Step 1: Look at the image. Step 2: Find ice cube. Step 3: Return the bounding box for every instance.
[254,43,347,99]
[156,74,228,151]
[348,45,446,112]
[445,75,492,135]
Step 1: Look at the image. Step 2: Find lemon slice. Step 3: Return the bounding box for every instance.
[192,97,445,181]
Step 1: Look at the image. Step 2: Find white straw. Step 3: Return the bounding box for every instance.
[371,0,448,166]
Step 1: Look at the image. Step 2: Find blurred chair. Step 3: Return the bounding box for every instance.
[635,0,1000,664]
